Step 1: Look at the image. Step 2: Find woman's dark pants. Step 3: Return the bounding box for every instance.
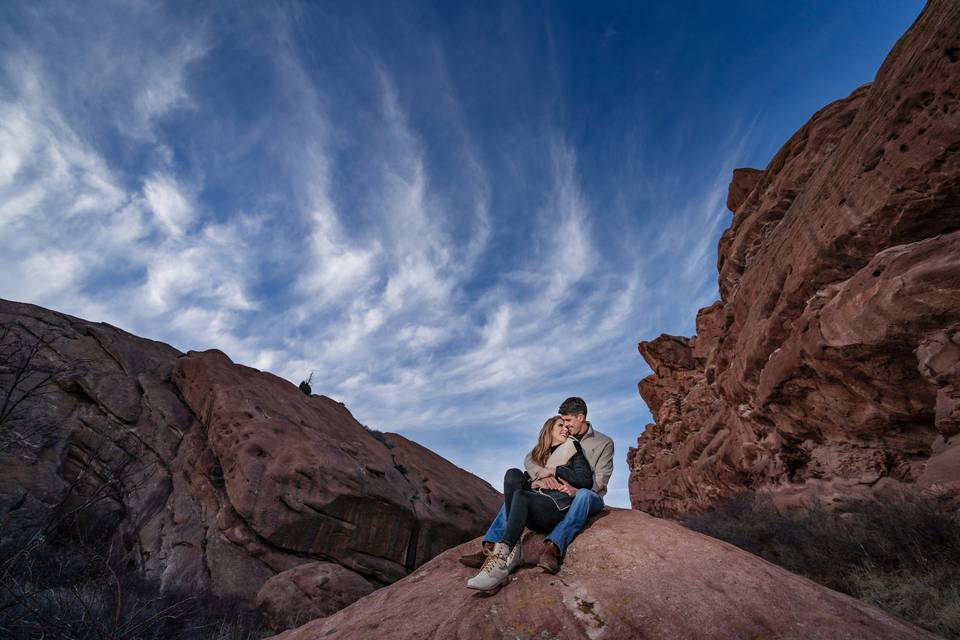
[500,468,565,547]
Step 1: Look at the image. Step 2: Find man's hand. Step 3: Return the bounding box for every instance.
[532,475,564,490]
[557,479,577,496]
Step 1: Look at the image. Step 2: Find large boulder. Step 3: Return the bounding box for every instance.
[171,348,502,585]
[628,0,960,515]
[0,298,499,617]
[267,509,938,640]
[255,561,375,630]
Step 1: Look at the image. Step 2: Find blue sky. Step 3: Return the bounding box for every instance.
[0,1,923,507]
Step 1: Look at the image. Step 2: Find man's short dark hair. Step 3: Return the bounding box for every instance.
[559,397,587,417]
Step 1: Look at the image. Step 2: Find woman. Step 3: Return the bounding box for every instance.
[466,415,593,590]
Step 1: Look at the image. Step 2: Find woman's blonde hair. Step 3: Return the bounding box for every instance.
[530,415,564,467]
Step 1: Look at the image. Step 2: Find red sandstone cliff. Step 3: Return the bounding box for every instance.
[628,0,960,516]
[0,298,500,628]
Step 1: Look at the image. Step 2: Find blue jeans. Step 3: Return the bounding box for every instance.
[483,488,604,555]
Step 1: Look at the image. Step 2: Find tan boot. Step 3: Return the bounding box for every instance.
[458,541,494,568]
[466,542,521,591]
[537,540,562,574]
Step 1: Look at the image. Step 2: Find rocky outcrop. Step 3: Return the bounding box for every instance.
[268,509,938,640]
[726,167,764,212]
[255,561,375,630]
[628,0,960,515]
[0,298,499,620]
[171,348,501,586]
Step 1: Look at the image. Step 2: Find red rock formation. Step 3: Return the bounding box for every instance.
[628,0,960,515]
[267,509,938,640]
[0,298,499,620]
[255,561,375,630]
[726,167,763,212]
[172,348,501,585]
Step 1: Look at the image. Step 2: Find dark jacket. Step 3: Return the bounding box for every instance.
[526,437,593,511]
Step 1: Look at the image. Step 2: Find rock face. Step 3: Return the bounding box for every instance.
[255,562,375,630]
[172,348,501,587]
[0,298,499,619]
[268,509,938,640]
[628,0,960,516]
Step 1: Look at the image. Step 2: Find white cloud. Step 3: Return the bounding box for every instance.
[137,215,262,314]
[0,106,35,187]
[19,250,86,299]
[143,173,194,237]
[134,39,207,127]
[0,58,133,307]
[396,324,448,350]
[295,199,381,304]
[375,71,458,313]
[541,140,596,302]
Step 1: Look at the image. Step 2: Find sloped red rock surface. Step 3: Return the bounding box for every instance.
[383,432,501,566]
[268,509,937,640]
[628,0,960,516]
[0,298,499,617]
[255,561,375,630]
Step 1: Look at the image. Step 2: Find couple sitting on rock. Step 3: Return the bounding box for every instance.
[459,396,614,591]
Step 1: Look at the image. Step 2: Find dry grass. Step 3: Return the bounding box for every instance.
[684,491,960,639]
[0,520,268,640]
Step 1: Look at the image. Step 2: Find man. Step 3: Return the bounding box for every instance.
[459,396,614,574]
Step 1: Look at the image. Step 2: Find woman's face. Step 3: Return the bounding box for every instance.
[550,419,569,446]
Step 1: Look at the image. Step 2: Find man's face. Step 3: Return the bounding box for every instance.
[561,412,587,435]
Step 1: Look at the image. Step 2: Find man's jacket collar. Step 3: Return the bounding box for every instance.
[579,421,595,440]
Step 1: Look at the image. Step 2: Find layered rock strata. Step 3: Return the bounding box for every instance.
[628,0,960,515]
[0,298,499,619]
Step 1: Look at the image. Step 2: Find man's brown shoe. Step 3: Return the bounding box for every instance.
[537,540,562,574]
[458,541,494,568]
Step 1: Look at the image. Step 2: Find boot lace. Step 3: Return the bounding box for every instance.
[479,547,509,572]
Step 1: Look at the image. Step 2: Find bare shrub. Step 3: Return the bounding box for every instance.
[684,491,960,639]
[0,518,267,639]
[0,322,85,452]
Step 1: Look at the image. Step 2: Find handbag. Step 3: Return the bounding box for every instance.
[525,437,592,511]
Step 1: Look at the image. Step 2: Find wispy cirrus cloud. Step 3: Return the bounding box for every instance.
[142,173,195,239]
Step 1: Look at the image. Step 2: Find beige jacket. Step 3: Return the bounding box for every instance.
[544,438,578,469]
[524,422,614,497]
